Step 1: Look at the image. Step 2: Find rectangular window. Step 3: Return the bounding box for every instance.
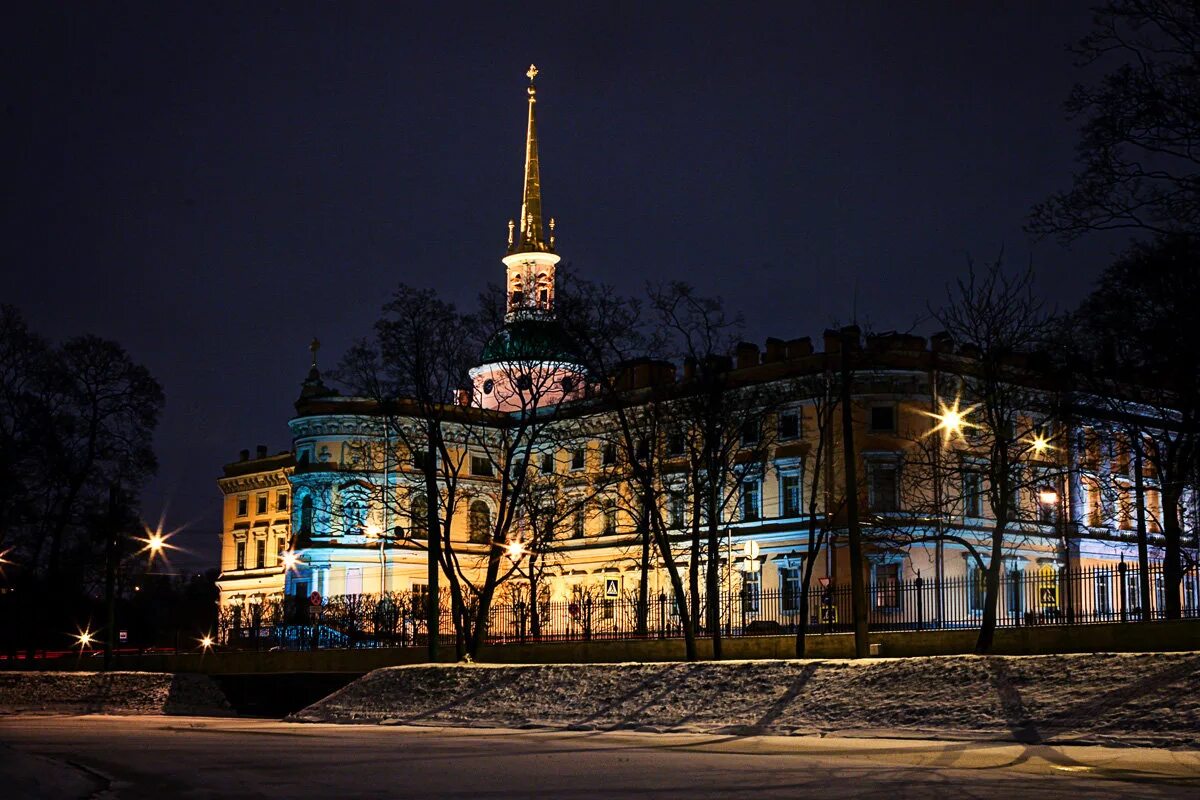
[345,567,362,596]
[741,418,760,446]
[874,563,900,610]
[962,471,983,518]
[780,567,802,613]
[235,541,246,571]
[236,496,248,517]
[572,509,586,538]
[870,405,895,432]
[256,494,268,515]
[967,565,986,613]
[869,464,898,512]
[780,472,801,517]
[255,539,265,569]
[1095,571,1112,617]
[778,410,800,440]
[540,452,555,475]
[276,492,289,512]
[667,431,685,456]
[276,537,286,563]
[571,448,586,471]
[741,479,760,521]
[742,571,760,613]
[471,455,493,477]
[1007,568,1024,615]
[669,492,685,528]
[602,443,617,466]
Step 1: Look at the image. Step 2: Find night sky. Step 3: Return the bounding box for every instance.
[5,2,1128,568]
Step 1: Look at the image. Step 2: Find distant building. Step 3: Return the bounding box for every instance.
[215,68,1199,641]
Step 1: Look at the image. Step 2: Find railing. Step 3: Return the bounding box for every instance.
[218,564,1199,650]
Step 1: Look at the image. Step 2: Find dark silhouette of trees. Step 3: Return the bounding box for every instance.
[1070,236,1200,618]
[1029,0,1200,241]
[0,305,163,653]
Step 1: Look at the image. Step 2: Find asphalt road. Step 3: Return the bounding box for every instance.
[1,716,1198,799]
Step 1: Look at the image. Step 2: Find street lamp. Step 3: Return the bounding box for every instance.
[506,539,526,561]
[199,634,214,651]
[927,397,976,444]
[281,551,301,571]
[75,627,95,649]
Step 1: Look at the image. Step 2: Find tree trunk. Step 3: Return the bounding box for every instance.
[637,494,649,636]
[1161,480,1184,620]
[424,429,440,662]
[648,513,696,660]
[974,513,1008,655]
[1133,446,1152,621]
[840,339,869,658]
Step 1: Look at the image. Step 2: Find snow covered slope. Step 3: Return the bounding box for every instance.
[294,653,1200,748]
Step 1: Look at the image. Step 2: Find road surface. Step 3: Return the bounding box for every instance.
[1,716,1197,798]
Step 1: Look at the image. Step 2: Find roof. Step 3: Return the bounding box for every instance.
[480,317,580,365]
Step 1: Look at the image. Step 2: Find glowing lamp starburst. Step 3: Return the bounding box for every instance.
[281,551,300,571]
[506,540,525,560]
[199,634,214,651]
[926,396,976,444]
[75,627,95,649]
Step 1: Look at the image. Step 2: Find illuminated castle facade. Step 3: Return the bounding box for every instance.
[215,68,1199,639]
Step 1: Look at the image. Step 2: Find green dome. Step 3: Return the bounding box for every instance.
[480,318,580,365]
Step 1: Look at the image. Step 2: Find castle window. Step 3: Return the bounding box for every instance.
[870,405,896,433]
[571,448,586,471]
[540,452,555,474]
[255,539,266,570]
[602,500,618,535]
[602,443,617,466]
[779,410,800,440]
[235,541,246,571]
[300,496,314,535]
[471,455,494,477]
[276,492,289,512]
[236,496,248,517]
[469,501,491,543]
[256,494,268,515]
[410,494,429,536]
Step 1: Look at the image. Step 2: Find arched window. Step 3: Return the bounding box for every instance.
[602,499,618,536]
[300,496,314,535]
[510,275,525,309]
[469,500,491,543]
[410,493,428,536]
[536,272,551,309]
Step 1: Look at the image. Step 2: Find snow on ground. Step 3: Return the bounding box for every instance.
[0,671,232,716]
[294,653,1200,748]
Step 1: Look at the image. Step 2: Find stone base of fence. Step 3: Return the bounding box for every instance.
[16,618,1196,675]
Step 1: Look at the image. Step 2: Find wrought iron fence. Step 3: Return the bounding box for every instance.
[219,564,1199,650]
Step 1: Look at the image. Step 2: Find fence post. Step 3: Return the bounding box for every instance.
[583,596,592,642]
[1118,558,1128,623]
[658,592,666,639]
[915,574,924,631]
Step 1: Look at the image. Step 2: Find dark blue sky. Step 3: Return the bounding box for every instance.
[5,2,1127,567]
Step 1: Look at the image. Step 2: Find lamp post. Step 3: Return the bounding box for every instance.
[1038,485,1073,623]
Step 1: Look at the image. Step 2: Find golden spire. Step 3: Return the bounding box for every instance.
[510,64,552,254]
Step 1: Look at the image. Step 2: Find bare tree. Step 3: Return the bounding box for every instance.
[1069,235,1200,618]
[929,260,1063,654]
[1029,0,1200,241]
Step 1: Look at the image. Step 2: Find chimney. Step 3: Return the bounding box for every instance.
[823,329,842,353]
[839,325,862,351]
[735,342,759,370]
[239,449,250,462]
[763,338,785,363]
[786,337,813,359]
[256,444,267,459]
